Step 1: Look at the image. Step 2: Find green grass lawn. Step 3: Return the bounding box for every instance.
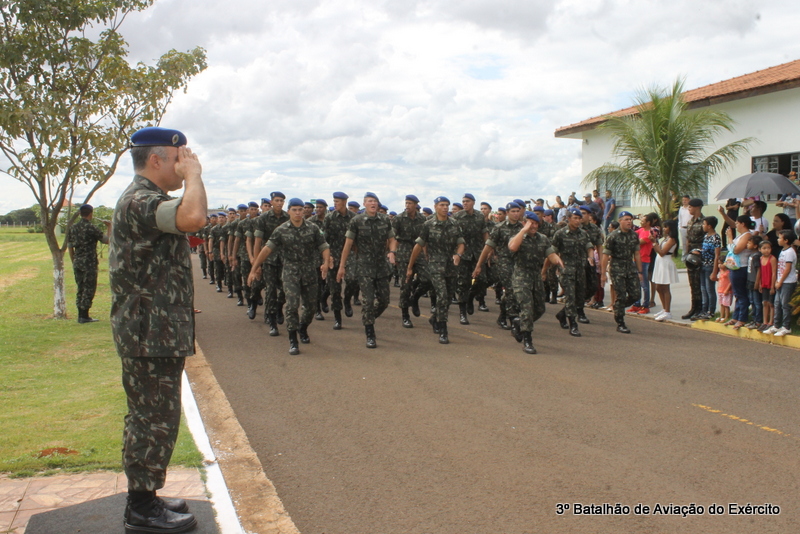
[0,228,202,477]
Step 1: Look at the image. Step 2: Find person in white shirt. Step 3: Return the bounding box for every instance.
[677,195,692,255]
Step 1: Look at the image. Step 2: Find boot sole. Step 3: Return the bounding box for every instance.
[125,516,197,534]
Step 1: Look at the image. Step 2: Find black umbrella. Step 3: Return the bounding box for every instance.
[715,172,800,200]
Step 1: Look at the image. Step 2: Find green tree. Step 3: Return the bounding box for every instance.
[583,79,752,220]
[0,0,206,318]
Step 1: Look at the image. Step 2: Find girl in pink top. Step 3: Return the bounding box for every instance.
[755,240,777,331]
[715,260,732,323]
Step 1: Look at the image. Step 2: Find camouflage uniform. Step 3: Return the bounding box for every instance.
[603,228,641,324]
[512,231,555,332]
[392,210,427,309]
[323,209,356,312]
[253,209,290,315]
[416,217,465,322]
[266,220,329,331]
[197,223,209,277]
[209,222,226,289]
[234,217,253,301]
[452,209,490,303]
[346,212,395,325]
[227,217,242,296]
[551,225,593,318]
[308,214,328,312]
[539,220,559,299]
[109,175,194,493]
[485,219,524,317]
[67,217,105,314]
[685,214,705,314]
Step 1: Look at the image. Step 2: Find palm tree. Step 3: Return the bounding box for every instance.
[583,79,753,220]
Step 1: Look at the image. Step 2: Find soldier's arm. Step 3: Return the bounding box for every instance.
[232,236,242,267]
[473,244,494,278]
[454,242,465,266]
[320,248,331,280]
[337,237,354,283]
[387,236,398,265]
[246,234,255,263]
[248,244,274,285]
[600,252,610,285]
[407,243,423,276]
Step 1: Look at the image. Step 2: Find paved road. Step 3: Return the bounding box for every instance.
[194,263,799,534]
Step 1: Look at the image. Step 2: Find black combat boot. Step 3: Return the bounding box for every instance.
[276,308,285,325]
[288,331,300,355]
[315,304,325,321]
[344,297,353,317]
[365,324,377,349]
[510,317,523,343]
[125,491,196,534]
[568,316,581,337]
[522,331,536,354]
[556,308,568,329]
[236,290,244,306]
[247,300,258,320]
[617,320,631,334]
[429,314,440,334]
[267,314,279,336]
[459,303,470,325]
[202,268,207,279]
[321,294,329,313]
[410,286,423,317]
[298,323,310,344]
[550,290,558,305]
[333,309,342,330]
[466,294,475,315]
[227,288,233,298]
[77,309,98,324]
[478,297,489,312]
[577,308,590,324]
[402,308,413,328]
[216,282,222,292]
[438,322,449,344]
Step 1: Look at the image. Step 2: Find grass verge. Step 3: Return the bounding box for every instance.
[0,229,202,477]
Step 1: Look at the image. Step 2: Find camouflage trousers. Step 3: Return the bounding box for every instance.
[73,264,98,312]
[493,262,518,317]
[456,259,485,303]
[251,262,285,315]
[430,271,457,323]
[198,247,207,274]
[686,263,703,312]
[121,356,185,492]
[230,262,242,293]
[545,265,559,296]
[559,266,586,318]
[328,259,345,312]
[213,259,225,287]
[396,257,419,309]
[239,258,252,300]
[611,270,641,323]
[514,277,546,332]
[284,272,317,331]
[357,274,391,326]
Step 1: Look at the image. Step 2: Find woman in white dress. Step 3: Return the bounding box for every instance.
[651,219,680,321]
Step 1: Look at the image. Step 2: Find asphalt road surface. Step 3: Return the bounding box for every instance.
[194,265,799,534]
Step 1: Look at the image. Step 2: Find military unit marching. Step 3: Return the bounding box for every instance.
[194,191,643,355]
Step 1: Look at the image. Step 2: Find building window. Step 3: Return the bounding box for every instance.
[752,152,800,200]
[594,177,630,207]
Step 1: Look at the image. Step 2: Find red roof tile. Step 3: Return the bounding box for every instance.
[555,59,800,137]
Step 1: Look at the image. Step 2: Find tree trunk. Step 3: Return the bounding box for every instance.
[52,249,67,319]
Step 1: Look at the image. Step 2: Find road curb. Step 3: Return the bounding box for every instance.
[691,320,800,348]
[185,344,301,534]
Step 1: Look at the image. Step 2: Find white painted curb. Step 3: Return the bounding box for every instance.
[182,372,246,534]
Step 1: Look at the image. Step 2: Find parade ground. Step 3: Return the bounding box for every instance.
[191,257,800,534]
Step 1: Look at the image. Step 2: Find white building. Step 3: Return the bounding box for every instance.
[555,59,800,211]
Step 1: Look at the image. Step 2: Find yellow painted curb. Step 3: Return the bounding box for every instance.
[692,320,800,349]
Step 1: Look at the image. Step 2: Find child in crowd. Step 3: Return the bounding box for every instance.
[766,230,798,337]
[715,260,732,323]
[755,240,777,333]
[698,216,720,320]
[745,235,763,329]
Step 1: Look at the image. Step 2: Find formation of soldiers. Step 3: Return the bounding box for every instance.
[193,191,643,355]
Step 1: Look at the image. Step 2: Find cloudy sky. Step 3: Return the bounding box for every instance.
[3,0,800,214]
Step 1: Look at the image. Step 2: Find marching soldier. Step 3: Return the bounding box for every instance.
[323,192,356,330]
[601,211,642,333]
[452,193,490,325]
[393,194,426,328]
[251,192,289,334]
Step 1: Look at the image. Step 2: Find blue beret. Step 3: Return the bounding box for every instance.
[228,208,237,214]
[389,211,397,216]
[481,202,492,209]
[304,202,315,208]
[422,207,433,214]
[380,204,389,211]
[315,198,328,206]
[544,209,554,217]
[405,194,420,203]
[261,198,270,205]
[506,201,521,210]
[619,211,633,219]
[218,212,227,217]
[453,202,463,209]
[348,201,360,208]
[568,208,582,217]
[209,213,218,218]
[237,204,247,210]
[364,191,380,202]
[130,126,187,148]
[514,199,526,207]
[270,191,285,200]
[533,205,544,212]
[497,206,507,213]
[328,206,335,211]
[579,205,592,213]
[287,198,304,208]
[463,193,476,201]
[333,191,349,200]
[433,196,450,205]
[358,209,365,214]
[248,201,259,208]
[524,211,540,222]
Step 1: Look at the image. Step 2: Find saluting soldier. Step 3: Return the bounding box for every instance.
[251,192,289,334]
[323,192,355,330]
[601,211,642,333]
[393,194,426,328]
[337,192,397,349]
[249,198,330,355]
[508,211,563,354]
[548,208,594,337]
[452,193,490,325]
[407,196,465,344]
[473,201,524,331]
[67,204,110,323]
